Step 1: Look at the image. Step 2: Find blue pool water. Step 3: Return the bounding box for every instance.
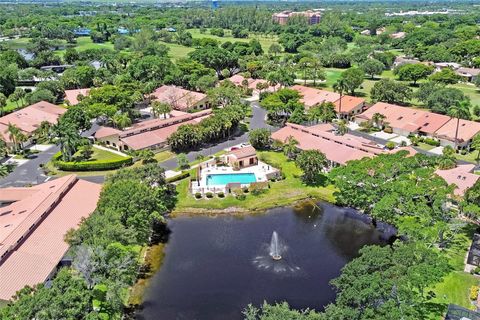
[206,173,257,186]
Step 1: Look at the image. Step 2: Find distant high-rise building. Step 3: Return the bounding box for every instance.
[272,10,322,25]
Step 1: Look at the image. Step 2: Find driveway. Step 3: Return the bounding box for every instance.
[0,145,59,187]
[0,123,100,187]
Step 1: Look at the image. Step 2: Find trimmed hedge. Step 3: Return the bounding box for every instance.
[166,171,190,183]
[52,152,133,171]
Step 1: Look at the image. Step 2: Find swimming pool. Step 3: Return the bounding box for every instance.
[206,173,257,186]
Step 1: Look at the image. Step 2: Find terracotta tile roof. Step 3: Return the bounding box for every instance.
[435,164,480,196]
[94,126,122,139]
[64,88,90,105]
[120,118,203,150]
[120,109,212,138]
[0,175,101,301]
[228,75,279,92]
[0,101,66,142]
[228,146,257,159]
[357,102,451,135]
[435,118,480,143]
[291,85,340,108]
[333,95,365,114]
[151,85,207,111]
[271,123,377,165]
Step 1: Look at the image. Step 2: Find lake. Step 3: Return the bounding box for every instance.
[138,202,394,320]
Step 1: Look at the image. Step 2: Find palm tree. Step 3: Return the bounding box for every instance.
[54,123,83,162]
[5,123,21,153]
[298,57,312,85]
[112,113,132,130]
[0,164,10,178]
[333,79,349,119]
[152,101,171,119]
[336,120,349,136]
[448,100,471,151]
[371,113,386,129]
[283,136,299,160]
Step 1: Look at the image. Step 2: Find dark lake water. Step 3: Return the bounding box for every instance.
[138,202,394,320]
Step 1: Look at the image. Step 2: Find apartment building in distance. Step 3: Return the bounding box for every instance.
[272,10,322,25]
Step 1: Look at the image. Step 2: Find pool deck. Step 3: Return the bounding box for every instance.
[191,161,278,194]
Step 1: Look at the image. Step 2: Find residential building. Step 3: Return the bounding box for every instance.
[435,164,480,197]
[355,102,480,149]
[272,122,404,167]
[0,101,66,148]
[228,75,279,95]
[291,85,366,119]
[393,56,430,68]
[0,175,101,302]
[390,31,406,39]
[94,109,212,151]
[456,67,480,83]
[150,85,210,111]
[435,118,480,148]
[64,88,90,106]
[225,145,258,168]
[272,10,322,25]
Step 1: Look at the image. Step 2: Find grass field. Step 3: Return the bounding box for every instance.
[174,151,336,213]
[187,28,278,52]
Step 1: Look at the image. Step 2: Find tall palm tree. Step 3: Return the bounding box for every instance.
[283,136,299,160]
[5,123,21,153]
[448,100,471,151]
[333,79,349,119]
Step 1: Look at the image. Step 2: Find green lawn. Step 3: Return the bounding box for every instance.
[455,150,479,163]
[426,223,479,319]
[131,150,174,168]
[160,41,195,60]
[187,28,278,52]
[46,145,131,177]
[174,151,336,214]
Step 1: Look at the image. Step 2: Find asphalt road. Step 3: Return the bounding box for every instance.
[0,123,100,187]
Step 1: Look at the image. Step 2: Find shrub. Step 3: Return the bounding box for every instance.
[166,171,190,183]
[52,152,133,171]
[232,187,246,200]
[236,194,246,201]
[242,186,249,193]
[424,137,440,146]
[249,182,268,195]
[385,142,395,150]
[217,192,225,198]
[470,286,479,301]
[195,192,202,199]
[206,192,213,198]
[383,127,393,134]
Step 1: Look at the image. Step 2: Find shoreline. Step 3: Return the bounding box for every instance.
[171,196,324,217]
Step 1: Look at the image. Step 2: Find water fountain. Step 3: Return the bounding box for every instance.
[252,231,299,273]
[270,231,282,261]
